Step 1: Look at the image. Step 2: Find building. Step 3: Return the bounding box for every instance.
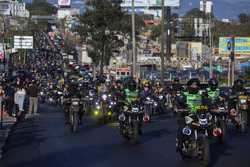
[0,0,29,17]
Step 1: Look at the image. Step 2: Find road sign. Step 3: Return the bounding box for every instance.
[14,36,33,49]
[219,37,250,55]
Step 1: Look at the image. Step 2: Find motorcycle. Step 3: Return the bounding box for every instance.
[93,93,113,124]
[69,97,81,132]
[232,93,248,133]
[144,96,155,117]
[153,93,166,115]
[210,99,228,144]
[177,105,212,167]
[118,101,147,144]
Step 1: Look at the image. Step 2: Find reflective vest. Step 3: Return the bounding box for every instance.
[124,89,139,104]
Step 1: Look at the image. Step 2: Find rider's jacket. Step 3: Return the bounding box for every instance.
[206,88,220,103]
[183,91,203,114]
[124,89,139,104]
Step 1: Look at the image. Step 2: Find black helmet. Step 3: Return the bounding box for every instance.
[187,78,200,94]
[116,79,122,85]
[128,80,137,91]
[234,79,244,89]
[173,78,180,83]
[208,78,218,91]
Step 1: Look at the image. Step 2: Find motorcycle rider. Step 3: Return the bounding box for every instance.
[229,79,248,122]
[111,80,125,114]
[176,78,206,151]
[206,78,220,104]
[122,79,143,134]
[153,81,164,95]
[140,80,153,100]
[64,78,83,125]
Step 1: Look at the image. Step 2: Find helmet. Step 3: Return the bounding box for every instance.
[173,78,180,83]
[128,80,137,91]
[234,79,244,89]
[208,78,218,91]
[116,79,122,85]
[187,78,200,94]
[142,79,149,86]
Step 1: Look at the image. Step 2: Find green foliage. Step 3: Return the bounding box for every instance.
[77,0,144,73]
[27,0,57,16]
[185,8,205,18]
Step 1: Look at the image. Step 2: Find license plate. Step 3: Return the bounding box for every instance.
[132,107,139,113]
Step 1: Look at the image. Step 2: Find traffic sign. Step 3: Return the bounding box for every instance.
[14,36,33,49]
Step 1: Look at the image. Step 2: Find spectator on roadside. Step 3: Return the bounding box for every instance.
[5,83,15,117]
[0,85,5,114]
[14,86,26,116]
[27,80,39,117]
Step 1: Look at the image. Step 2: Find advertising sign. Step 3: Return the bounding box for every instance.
[58,0,71,6]
[121,0,180,7]
[219,37,250,55]
[14,36,33,49]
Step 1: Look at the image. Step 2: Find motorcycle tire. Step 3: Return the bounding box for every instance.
[131,122,139,144]
[201,138,210,167]
[219,120,226,144]
[240,111,248,133]
[72,112,78,133]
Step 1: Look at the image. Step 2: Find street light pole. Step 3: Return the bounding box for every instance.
[160,0,165,83]
[132,0,136,78]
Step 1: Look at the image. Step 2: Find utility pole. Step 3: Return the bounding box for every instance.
[208,2,213,79]
[166,6,171,67]
[160,0,165,83]
[132,0,136,79]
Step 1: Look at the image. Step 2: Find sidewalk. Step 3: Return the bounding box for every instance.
[0,111,16,159]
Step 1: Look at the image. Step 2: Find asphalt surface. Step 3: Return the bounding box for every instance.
[0,104,250,167]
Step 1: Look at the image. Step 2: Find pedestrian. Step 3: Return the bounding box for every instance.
[5,83,15,116]
[27,80,39,117]
[14,86,26,116]
[0,85,5,114]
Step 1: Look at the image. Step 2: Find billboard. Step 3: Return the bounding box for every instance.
[58,0,71,6]
[14,36,33,49]
[219,37,250,55]
[121,0,180,7]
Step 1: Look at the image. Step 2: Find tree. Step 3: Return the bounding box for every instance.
[77,0,144,74]
[26,0,57,16]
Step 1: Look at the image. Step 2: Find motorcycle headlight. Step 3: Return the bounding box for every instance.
[199,118,208,126]
[58,91,62,95]
[40,92,44,95]
[154,102,158,106]
[102,94,107,100]
[159,95,163,100]
[146,97,151,101]
[240,99,247,104]
[96,105,100,110]
[72,101,79,105]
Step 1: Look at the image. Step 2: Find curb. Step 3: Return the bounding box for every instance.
[0,128,11,159]
[0,117,17,160]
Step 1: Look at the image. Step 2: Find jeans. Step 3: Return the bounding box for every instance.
[16,95,25,112]
[29,97,38,114]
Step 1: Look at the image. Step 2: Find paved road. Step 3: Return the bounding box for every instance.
[0,104,250,167]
